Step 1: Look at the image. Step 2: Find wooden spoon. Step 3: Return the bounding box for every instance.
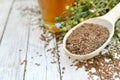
[63,3,120,60]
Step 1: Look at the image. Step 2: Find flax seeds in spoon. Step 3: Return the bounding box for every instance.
[66,23,109,55]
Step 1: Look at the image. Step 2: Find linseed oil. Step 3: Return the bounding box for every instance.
[39,0,74,33]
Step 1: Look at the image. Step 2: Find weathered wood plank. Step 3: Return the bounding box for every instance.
[25,30,61,80]
[0,0,31,80]
[24,0,61,80]
[0,0,15,42]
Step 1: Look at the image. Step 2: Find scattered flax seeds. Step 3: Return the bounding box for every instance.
[47,48,52,52]
[62,67,66,74]
[62,67,66,70]
[70,50,120,80]
[40,30,54,48]
[40,34,46,41]
[47,47,56,54]
[50,61,57,64]
[66,23,109,55]
[19,49,22,52]
[51,48,56,54]
[62,71,64,74]
[39,55,42,57]
[35,63,40,66]
[20,60,27,65]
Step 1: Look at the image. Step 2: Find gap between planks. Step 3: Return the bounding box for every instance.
[21,0,62,80]
[0,0,32,80]
[0,0,16,44]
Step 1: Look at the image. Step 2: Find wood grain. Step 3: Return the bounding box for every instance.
[0,0,15,42]
[0,0,30,80]
[23,0,61,80]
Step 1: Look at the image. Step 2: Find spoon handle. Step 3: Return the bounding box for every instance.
[102,3,120,25]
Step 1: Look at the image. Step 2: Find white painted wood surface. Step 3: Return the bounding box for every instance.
[0,0,14,41]
[22,1,61,80]
[0,0,119,80]
[0,0,28,80]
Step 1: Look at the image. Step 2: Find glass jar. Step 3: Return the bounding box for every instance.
[38,0,75,33]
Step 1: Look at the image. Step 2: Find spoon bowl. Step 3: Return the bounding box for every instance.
[63,3,120,60]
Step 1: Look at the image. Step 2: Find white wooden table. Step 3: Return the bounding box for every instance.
[0,0,120,80]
